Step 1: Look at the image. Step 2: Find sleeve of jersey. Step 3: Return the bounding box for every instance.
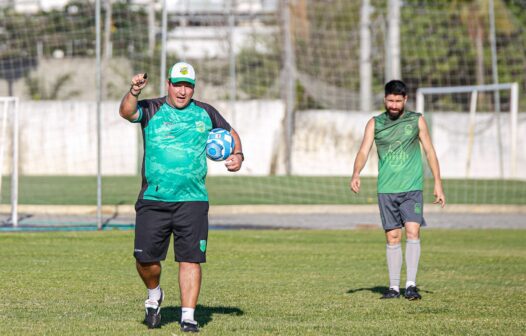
[197,101,232,131]
[133,98,165,127]
[131,105,143,123]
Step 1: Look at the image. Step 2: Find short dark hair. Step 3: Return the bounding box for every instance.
[384,80,407,97]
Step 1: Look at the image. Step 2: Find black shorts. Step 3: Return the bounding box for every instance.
[377,190,427,231]
[134,199,209,263]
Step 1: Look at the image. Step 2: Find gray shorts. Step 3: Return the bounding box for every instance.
[378,190,427,231]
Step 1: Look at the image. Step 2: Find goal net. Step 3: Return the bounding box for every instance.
[1,1,526,229]
[0,97,18,226]
[416,83,523,205]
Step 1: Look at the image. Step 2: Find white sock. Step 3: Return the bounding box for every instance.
[406,281,416,289]
[405,239,421,287]
[181,307,195,322]
[390,285,400,293]
[386,243,402,290]
[147,285,161,302]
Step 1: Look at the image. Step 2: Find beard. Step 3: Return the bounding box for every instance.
[385,105,404,120]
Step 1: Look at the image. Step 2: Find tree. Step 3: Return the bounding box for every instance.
[455,0,515,87]
[25,72,80,100]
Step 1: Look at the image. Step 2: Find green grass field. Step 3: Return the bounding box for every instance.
[2,176,526,205]
[1,229,524,335]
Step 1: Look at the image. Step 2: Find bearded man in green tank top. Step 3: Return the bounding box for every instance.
[350,80,445,300]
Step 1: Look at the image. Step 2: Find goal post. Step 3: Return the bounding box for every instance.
[416,83,519,178]
[0,97,19,227]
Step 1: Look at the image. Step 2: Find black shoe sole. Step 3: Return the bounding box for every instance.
[181,326,199,333]
[380,291,400,299]
[145,309,161,329]
[181,328,199,333]
[181,321,200,333]
[405,296,422,300]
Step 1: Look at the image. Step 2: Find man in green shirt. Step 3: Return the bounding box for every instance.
[350,80,445,300]
[119,62,244,332]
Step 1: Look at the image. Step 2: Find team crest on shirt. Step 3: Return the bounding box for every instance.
[195,121,205,132]
[404,124,413,136]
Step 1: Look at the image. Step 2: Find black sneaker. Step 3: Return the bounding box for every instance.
[180,319,200,333]
[144,289,164,329]
[404,286,422,300]
[380,288,400,299]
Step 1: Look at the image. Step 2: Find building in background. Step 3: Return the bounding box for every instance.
[1,0,277,13]
[2,0,278,59]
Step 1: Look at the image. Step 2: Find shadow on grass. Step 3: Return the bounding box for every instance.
[146,304,244,329]
[347,286,389,295]
[347,286,434,296]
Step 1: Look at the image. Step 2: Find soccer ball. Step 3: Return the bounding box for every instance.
[206,128,235,161]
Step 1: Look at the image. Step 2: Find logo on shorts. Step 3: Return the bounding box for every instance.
[414,203,422,214]
[200,240,207,252]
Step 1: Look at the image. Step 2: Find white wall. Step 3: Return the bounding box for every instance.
[429,112,525,179]
[290,110,526,179]
[3,100,286,176]
[16,101,138,175]
[206,100,285,176]
[2,101,525,180]
[167,26,277,59]
[291,111,378,176]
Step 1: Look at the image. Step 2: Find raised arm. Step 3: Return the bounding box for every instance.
[418,116,446,207]
[350,118,375,193]
[119,73,148,121]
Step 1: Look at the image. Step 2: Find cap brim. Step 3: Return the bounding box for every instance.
[169,77,195,85]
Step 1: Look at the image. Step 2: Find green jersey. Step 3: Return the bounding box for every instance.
[374,111,423,193]
[132,97,231,202]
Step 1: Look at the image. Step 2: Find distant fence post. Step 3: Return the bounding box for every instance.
[282,0,296,175]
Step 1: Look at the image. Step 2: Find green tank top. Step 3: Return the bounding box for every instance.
[374,111,423,193]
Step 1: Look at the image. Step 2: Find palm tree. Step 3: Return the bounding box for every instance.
[25,73,81,100]
[454,0,516,89]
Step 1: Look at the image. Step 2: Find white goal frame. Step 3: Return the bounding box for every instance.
[0,97,19,227]
[416,83,519,178]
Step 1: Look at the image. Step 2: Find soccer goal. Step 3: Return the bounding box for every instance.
[416,83,519,179]
[0,97,19,227]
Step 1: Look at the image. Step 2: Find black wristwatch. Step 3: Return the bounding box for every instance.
[234,152,244,161]
[129,87,141,97]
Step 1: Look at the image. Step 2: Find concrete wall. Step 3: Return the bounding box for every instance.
[206,100,285,176]
[2,100,525,179]
[13,101,138,175]
[1,100,286,176]
[292,110,526,179]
